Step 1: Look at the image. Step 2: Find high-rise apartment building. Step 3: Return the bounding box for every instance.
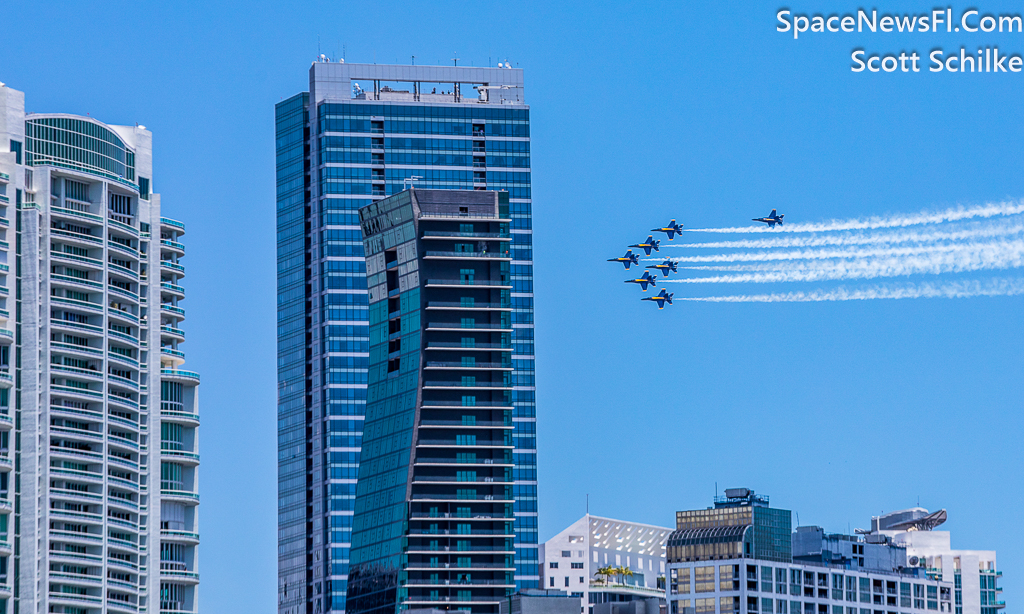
[276,61,536,614]
[0,83,201,614]
[349,188,514,614]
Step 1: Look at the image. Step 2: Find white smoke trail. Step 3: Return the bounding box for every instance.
[664,219,1024,251]
[676,277,1024,303]
[657,236,1020,266]
[683,201,1024,234]
[660,238,1024,284]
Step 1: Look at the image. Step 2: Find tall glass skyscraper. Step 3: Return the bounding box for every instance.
[276,61,537,614]
[0,83,202,614]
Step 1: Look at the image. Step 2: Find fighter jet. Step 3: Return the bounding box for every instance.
[624,270,657,291]
[645,259,678,277]
[607,249,641,270]
[753,209,785,228]
[628,235,661,256]
[641,288,674,309]
[651,219,684,240]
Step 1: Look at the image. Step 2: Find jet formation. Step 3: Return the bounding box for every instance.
[608,211,788,310]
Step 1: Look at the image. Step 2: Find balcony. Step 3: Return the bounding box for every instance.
[416,440,512,449]
[420,212,510,222]
[420,401,513,409]
[425,279,512,289]
[161,529,200,545]
[161,489,200,505]
[159,568,200,584]
[160,217,186,233]
[424,251,511,261]
[161,347,186,365]
[161,369,200,384]
[414,459,514,467]
[161,303,186,318]
[161,325,186,341]
[423,381,511,390]
[160,239,185,254]
[426,302,511,312]
[424,363,512,371]
[162,449,200,466]
[161,260,185,276]
[161,282,185,298]
[405,579,515,587]
[425,322,510,331]
[425,343,511,352]
[161,403,200,426]
[422,232,511,241]
[412,476,512,485]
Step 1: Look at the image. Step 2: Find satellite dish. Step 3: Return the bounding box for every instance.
[909,556,920,566]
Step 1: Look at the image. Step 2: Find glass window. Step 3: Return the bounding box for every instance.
[720,565,739,591]
[695,567,715,593]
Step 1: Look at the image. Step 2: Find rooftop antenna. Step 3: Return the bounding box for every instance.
[452,53,459,66]
[586,494,589,515]
[411,55,415,65]
[343,44,346,61]
[403,176,422,190]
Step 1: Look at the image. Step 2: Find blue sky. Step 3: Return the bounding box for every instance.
[4,0,1024,611]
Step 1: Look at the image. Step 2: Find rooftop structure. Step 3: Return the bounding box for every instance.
[668,489,792,564]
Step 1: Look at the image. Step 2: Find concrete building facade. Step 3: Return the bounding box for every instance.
[541,515,672,614]
[0,83,200,614]
[665,491,959,614]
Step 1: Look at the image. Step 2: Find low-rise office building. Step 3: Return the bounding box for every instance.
[541,515,672,614]
[666,490,956,614]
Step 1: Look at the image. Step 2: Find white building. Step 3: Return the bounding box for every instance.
[0,82,200,613]
[541,515,673,614]
[870,509,1002,614]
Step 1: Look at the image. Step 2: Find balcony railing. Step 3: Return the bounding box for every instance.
[426,302,510,310]
[161,369,200,383]
[426,279,511,287]
[420,213,509,221]
[422,232,509,239]
[425,362,511,369]
[424,251,511,259]
[426,323,510,330]
[420,401,512,408]
[426,343,510,350]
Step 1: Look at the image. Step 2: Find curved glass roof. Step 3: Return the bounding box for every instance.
[25,115,137,187]
[666,524,749,547]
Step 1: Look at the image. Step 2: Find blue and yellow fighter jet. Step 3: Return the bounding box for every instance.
[753,209,785,228]
[645,259,678,277]
[641,288,674,309]
[607,249,640,270]
[651,219,684,240]
[628,235,661,255]
[624,270,657,291]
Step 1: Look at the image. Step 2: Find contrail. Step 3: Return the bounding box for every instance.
[664,219,1024,251]
[657,236,1022,266]
[683,201,1024,234]
[676,277,1024,303]
[660,238,1024,284]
